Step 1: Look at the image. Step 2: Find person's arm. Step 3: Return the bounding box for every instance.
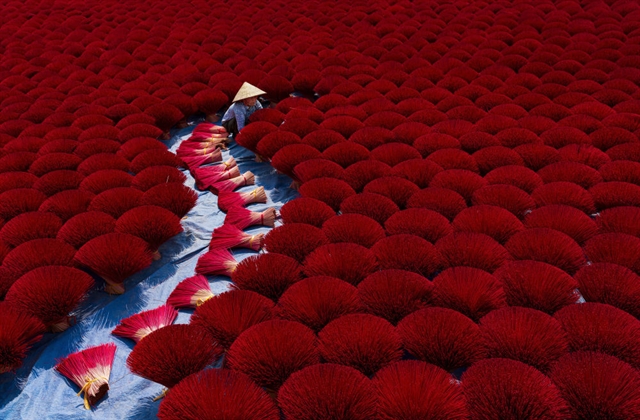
[256,101,263,110]
[236,105,247,131]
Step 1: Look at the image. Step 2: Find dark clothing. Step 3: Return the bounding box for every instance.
[222,117,238,136]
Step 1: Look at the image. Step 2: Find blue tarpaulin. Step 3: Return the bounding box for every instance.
[0,121,298,419]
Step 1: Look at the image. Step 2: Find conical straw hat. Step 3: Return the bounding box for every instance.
[232,82,266,102]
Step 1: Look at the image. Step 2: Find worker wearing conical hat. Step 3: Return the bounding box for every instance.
[221,82,266,136]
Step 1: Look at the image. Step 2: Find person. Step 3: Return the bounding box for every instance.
[221,82,266,136]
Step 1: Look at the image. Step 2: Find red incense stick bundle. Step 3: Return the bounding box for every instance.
[218,187,267,212]
[193,166,240,190]
[210,171,255,194]
[195,248,238,277]
[209,224,264,251]
[112,305,178,343]
[193,123,228,135]
[225,206,277,230]
[55,343,117,410]
[0,304,45,374]
[166,275,214,309]
[179,151,222,169]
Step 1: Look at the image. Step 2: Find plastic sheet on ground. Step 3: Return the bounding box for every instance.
[0,120,298,420]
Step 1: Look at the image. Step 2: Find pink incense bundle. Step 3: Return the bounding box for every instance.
[177,141,225,157]
[55,343,116,410]
[195,248,238,277]
[112,305,178,343]
[178,150,222,169]
[217,187,267,213]
[189,131,229,142]
[193,123,228,135]
[210,171,255,194]
[192,161,239,190]
[225,206,277,230]
[166,275,214,308]
[209,224,264,251]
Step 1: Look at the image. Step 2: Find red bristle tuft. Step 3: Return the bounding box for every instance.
[559,144,610,169]
[374,360,468,420]
[193,89,228,118]
[364,176,420,208]
[426,149,479,173]
[538,162,603,190]
[549,352,640,419]
[318,314,402,376]
[75,233,153,294]
[113,305,177,343]
[116,205,183,257]
[358,269,432,325]
[322,142,371,168]
[79,170,133,195]
[0,172,38,194]
[372,234,443,277]
[473,146,525,175]
[145,103,184,133]
[263,223,328,262]
[484,165,543,194]
[463,358,570,420]
[28,153,82,177]
[57,211,116,249]
[232,253,302,300]
[235,122,279,153]
[340,192,400,225]
[407,187,467,220]
[157,369,280,420]
[77,153,130,176]
[390,158,443,189]
[280,197,335,227]
[589,181,640,210]
[397,307,486,371]
[195,248,238,277]
[298,177,356,211]
[132,166,187,192]
[217,187,266,213]
[384,208,452,243]
[0,304,45,374]
[471,184,535,218]
[343,160,393,192]
[167,275,213,309]
[599,161,640,186]
[554,303,640,369]
[0,188,47,221]
[583,233,640,274]
[88,187,141,219]
[33,170,85,196]
[256,131,302,160]
[209,223,263,252]
[5,266,94,332]
[227,319,319,390]
[370,143,422,167]
[0,211,62,248]
[117,138,167,161]
[494,261,579,314]
[413,133,461,157]
[277,276,362,333]
[531,181,596,214]
[480,306,569,372]
[513,143,562,171]
[141,183,198,218]
[280,118,320,139]
[127,324,222,389]
[39,189,95,222]
[433,267,506,322]
[436,232,511,273]
[301,130,346,152]
[293,159,345,184]
[525,204,598,244]
[191,289,274,349]
[429,169,487,203]
[574,263,640,318]
[321,214,385,248]
[0,152,38,173]
[55,343,116,409]
[248,109,285,126]
[271,144,322,178]
[452,205,524,244]
[303,243,378,286]
[350,126,397,150]
[130,149,183,174]
[74,139,121,159]
[278,363,377,420]
[506,228,586,274]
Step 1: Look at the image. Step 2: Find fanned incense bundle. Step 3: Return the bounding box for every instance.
[209,224,264,251]
[217,187,267,213]
[195,248,238,277]
[166,275,214,309]
[224,206,277,230]
[112,305,178,343]
[210,172,255,194]
[55,343,116,410]
[192,165,240,190]
[0,304,45,373]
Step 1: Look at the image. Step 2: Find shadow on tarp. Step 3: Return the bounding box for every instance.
[0,118,298,420]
